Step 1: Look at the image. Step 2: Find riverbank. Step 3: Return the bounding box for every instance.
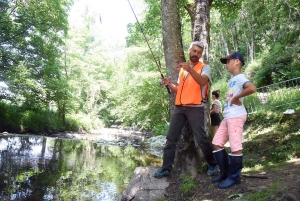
[1,126,160,152]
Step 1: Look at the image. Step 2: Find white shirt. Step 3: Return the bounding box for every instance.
[223,74,250,119]
[211,100,222,114]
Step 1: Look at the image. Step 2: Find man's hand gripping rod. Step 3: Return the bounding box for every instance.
[127,0,171,94]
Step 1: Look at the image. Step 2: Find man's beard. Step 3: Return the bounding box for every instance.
[190,55,199,63]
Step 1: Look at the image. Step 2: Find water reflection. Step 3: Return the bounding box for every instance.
[0,135,161,201]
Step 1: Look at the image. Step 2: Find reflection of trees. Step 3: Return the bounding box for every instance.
[0,136,43,198]
[0,136,160,200]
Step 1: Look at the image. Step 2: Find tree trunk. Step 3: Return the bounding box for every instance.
[233,23,239,51]
[161,0,185,113]
[192,0,210,63]
[183,3,195,39]
[221,30,229,55]
[190,0,213,156]
[241,8,255,63]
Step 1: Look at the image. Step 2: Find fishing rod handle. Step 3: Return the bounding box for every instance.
[160,75,171,94]
[166,86,171,94]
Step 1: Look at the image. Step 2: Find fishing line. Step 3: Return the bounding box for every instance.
[127,0,171,94]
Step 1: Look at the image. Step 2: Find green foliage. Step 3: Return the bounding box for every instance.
[0,100,82,133]
[179,174,196,194]
[211,0,243,21]
[64,116,79,131]
[70,112,104,131]
[0,101,22,132]
[153,122,169,136]
[1,0,73,91]
[126,0,162,47]
[62,3,116,129]
[2,0,300,135]
[254,43,300,87]
[243,109,300,166]
[195,164,208,173]
[155,198,167,201]
[252,65,272,87]
[266,87,300,107]
[210,76,229,105]
[22,110,50,132]
[1,0,71,65]
[209,0,300,86]
[109,47,170,130]
[244,59,263,83]
[20,109,81,133]
[244,93,264,114]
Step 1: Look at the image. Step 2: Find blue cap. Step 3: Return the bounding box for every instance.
[220,52,245,66]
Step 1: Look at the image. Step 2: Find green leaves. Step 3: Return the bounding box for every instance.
[211,0,243,19]
[1,0,74,107]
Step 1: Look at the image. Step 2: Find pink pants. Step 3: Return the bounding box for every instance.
[212,115,247,152]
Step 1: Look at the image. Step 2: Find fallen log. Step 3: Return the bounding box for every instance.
[241,174,268,179]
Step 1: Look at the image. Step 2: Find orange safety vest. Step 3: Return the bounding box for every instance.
[175,62,210,105]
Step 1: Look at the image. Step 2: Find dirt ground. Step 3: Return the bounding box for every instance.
[164,159,300,201]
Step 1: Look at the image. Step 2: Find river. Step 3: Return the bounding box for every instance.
[0,134,162,201]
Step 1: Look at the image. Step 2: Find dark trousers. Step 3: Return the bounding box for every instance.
[162,106,217,171]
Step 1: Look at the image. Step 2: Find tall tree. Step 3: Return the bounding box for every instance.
[1,0,73,111]
[64,5,113,128]
[161,0,185,112]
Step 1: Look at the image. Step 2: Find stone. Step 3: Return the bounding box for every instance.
[281,193,299,201]
[121,166,169,201]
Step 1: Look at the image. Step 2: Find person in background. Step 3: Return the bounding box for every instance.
[210,89,222,136]
[153,41,218,179]
[211,52,257,188]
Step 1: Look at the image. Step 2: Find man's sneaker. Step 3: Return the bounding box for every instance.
[207,165,219,176]
[153,167,171,178]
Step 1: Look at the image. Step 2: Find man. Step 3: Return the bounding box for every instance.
[154,41,218,178]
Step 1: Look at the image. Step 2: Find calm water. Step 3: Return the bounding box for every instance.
[0,135,161,201]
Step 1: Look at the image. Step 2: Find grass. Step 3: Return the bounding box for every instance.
[266,87,300,107]
[248,180,281,201]
[241,106,300,200]
[179,174,197,194]
[155,198,167,201]
[243,107,300,166]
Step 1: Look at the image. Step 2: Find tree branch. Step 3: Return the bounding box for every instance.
[241,174,268,179]
[285,0,300,17]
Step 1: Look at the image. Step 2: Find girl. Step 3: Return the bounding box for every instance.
[210,90,222,136]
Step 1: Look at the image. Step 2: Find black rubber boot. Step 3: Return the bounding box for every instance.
[218,154,243,188]
[211,148,228,183]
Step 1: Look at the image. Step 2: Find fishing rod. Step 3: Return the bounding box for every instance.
[127,0,171,94]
